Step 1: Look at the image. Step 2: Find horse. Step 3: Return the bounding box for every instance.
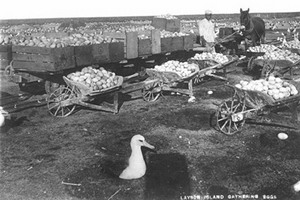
[240,8,265,46]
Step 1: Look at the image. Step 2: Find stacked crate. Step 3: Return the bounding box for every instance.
[0,45,12,70]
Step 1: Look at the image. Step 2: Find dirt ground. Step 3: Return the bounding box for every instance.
[1,61,300,200]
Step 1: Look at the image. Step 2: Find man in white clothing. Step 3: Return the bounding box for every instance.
[198,10,217,50]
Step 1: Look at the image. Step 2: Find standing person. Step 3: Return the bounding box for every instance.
[198,10,217,51]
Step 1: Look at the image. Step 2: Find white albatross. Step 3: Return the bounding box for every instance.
[119,134,155,180]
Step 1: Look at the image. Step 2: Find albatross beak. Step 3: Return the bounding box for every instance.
[143,141,155,149]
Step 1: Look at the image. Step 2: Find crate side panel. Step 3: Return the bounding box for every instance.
[74,45,93,67]
[13,53,53,63]
[138,39,152,56]
[171,37,184,51]
[52,47,76,70]
[166,19,181,32]
[183,35,195,50]
[161,37,172,53]
[151,29,161,54]
[152,18,167,30]
[126,32,138,59]
[93,43,110,63]
[109,42,125,62]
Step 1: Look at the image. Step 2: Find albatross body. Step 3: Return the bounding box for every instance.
[119,135,155,180]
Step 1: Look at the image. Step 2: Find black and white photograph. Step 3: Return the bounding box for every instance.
[1,0,300,199]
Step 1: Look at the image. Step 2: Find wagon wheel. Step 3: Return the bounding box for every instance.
[216,94,246,135]
[142,81,162,102]
[247,56,256,72]
[193,74,204,85]
[47,86,76,117]
[45,80,62,94]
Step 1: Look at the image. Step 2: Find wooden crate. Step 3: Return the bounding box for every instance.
[0,45,12,70]
[219,27,234,38]
[152,18,181,32]
[151,29,161,54]
[12,46,75,72]
[74,43,110,66]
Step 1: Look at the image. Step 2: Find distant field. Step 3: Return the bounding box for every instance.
[1,12,300,26]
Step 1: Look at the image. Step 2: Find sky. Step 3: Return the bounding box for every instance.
[0,0,299,20]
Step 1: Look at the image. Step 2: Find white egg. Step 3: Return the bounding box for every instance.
[277,132,288,140]
[207,90,213,95]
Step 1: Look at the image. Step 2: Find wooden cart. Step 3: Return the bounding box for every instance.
[46,76,123,117]
[188,55,239,84]
[140,67,200,102]
[215,81,300,135]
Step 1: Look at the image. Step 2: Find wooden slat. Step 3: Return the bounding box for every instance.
[13,53,53,63]
[109,42,125,62]
[12,60,56,72]
[0,45,12,52]
[126,32,138,59]
[12,45,52,55]
[138,39,151,56]
[0,52,12,60]
[51,47,75,70]
[151,29,161,54]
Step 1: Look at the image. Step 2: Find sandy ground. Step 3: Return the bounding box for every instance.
[1,60,300,200]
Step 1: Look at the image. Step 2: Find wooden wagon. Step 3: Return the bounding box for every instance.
[215,81,300,135]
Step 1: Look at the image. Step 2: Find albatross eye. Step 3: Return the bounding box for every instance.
[138,139,143,142]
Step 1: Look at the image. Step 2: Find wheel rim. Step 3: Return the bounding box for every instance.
[142,81,162,102]
[216,96,246,135]
[47,86,76,117]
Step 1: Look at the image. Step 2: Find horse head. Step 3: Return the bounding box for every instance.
[240,8,251,28]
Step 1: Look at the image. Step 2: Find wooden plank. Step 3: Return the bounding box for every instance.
[12,46,52,55]
[151,29,161,54]
[138,39,151,56]
[0,45,12,52]
[0,60,9,70]
[93,43,110,63]
[0,52,12,60]
[13,53,53,63]
[12,60,56,72]
[126,32,138,59]
[109,42,125,62]
[183,35,194,51]
[161,37,172,53]
[171,37,184,51]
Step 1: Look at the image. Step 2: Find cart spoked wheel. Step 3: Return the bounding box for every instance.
[193,75,204,85]
[142,81,162,102]
[216,95,246,135]
[247,56,256,72]
[47,86,76,117]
